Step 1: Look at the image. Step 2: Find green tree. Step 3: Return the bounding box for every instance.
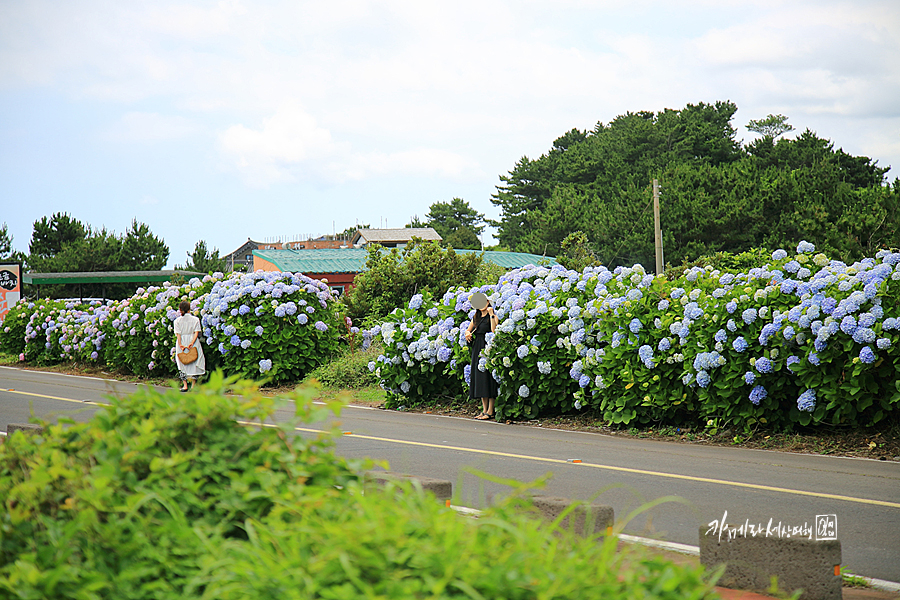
[746,114,794,139]
[491,101,895,267]
[405,215,428,228]
[343,238,482,322]
[24,214,170,298]
[556,231,600,272]
[120,220,169,271]
[178,240,226,273]
[27,213,87,270]
[424,198,484,249]
[0,222,26,264]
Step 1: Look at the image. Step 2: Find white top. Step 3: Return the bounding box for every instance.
[174,313,206,376]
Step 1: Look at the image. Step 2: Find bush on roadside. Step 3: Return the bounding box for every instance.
[369,243,900,431]
[343,238,483,322]
[0,301,31,357]
[304,340,383,389]
[202,271,344,384]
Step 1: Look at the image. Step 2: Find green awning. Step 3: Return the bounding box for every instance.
[23,270,207,285]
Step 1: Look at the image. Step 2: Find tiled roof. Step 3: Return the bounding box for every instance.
[351,228,442,244]
[253,248,557,274]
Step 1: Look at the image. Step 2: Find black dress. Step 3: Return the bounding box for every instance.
[469,313,499,399]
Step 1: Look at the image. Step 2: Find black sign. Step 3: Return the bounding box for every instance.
[0,269,18,291]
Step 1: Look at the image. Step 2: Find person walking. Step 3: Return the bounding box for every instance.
[464,292,498,419]
[174,300,205,392]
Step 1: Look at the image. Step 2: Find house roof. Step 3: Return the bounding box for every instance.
[351,228,442,245]
[253,248,557,274]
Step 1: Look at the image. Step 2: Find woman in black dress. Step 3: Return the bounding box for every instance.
[465,296,498,419]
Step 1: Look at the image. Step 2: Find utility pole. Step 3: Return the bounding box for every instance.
[653,179,664,276]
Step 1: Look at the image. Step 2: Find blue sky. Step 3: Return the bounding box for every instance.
[2,0,898,268]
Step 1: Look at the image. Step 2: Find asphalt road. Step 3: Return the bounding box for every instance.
[2,366,899,582]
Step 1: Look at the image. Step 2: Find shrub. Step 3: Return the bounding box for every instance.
[369,243,900,431]
[305,341,383,389]
[202,271,344,383]
[0,301,32,357]
[343,238,483,322]
[0,374,366,598]
[101,275,221,377]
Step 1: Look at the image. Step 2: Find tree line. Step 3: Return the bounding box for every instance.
[489,101,897,267]
[0,214,228,299]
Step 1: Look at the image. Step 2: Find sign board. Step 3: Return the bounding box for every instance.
[0,263,22,322]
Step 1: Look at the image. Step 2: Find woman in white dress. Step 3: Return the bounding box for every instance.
[174,300,205,392]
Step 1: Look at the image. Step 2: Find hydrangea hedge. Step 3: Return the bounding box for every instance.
[1,271,347,384]
[202,271,345,383]
[368,243,900,431]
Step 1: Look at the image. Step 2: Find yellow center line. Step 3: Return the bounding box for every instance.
[282,426,900,510]
[2,388,107,406]
[6,389,898,510]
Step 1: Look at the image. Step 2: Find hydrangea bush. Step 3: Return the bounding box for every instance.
[2,271,349,386]
[21,300,109,365]
[101,275,220,377]
[202,271,344,383]
[370,243,900,431]
[0,301,32,357]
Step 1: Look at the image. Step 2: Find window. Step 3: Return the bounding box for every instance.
[330,285,345,296]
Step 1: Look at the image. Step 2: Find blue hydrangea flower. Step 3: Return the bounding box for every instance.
[732,336,748,353]
[852,327,876,344]
[797,241,815,253]
[426,307,439,319]
[408,294,424,310]
[657,299,670,311]
[255,325,264,336]
[259,358,273,373]
[877,338,891,350]
[772,249,788,260]
[230,335,241,346]
[518,384,530,398]
[537,361,552,374]
[314,321,328,332]
[578,373,591,388]
[714,329,727,343]
[240,339,251,349]
[755,357,773,374]
[658,337,671,352]
[742,308,757,324]
[367,361,376,372]
[629,318,643,333]
[638,344,654,368]
[400,381,411,393]
[749,385,767,405]
[744,371,756,385]
[797,389,816,411]
[239,304,251,315]
[786,355,800,371]
[437,347,451,362]
[808,351,820,366]
[859,346,876,364]
[517,344,529,359]
[696,371,710,388]
[297,313,309,325]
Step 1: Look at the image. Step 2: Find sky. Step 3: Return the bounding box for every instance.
[1,0,899,268]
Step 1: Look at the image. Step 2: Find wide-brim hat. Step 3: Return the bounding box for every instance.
[470,292,489,310]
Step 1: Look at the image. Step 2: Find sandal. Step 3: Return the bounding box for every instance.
[475,413,491,420]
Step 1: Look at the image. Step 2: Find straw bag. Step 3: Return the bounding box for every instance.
[178,346,199,365]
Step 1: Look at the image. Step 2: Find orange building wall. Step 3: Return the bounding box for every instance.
[253,255,280,272]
